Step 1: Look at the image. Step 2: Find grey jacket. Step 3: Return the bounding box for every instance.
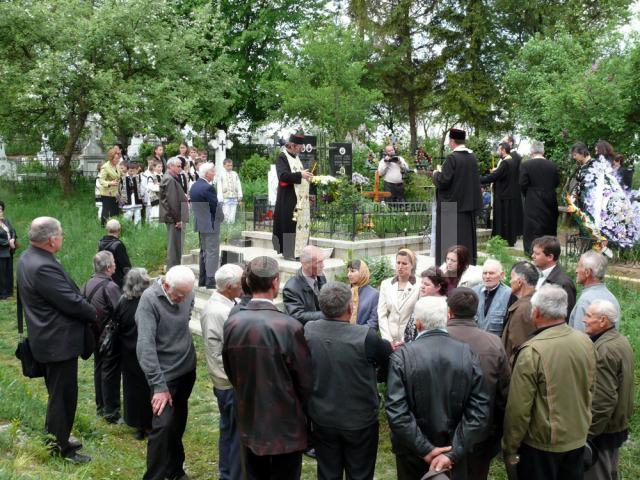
[135,280,196,393]
[283,269,327,324]
[473,283,512,336]
[159,172,189,225]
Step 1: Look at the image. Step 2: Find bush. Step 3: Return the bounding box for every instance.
[239,154,271,181]
[404,172,434,201]
[136,143,155,163]
[242,178,268,207]
[363,255,394,289]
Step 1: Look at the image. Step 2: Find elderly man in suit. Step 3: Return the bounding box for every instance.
[531,235,576,318]
[283,245,327,324]
[160,157,189,269]
[189,162,222,289]
[17,217,96,463]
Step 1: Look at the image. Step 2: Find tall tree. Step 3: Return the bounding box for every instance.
[267,23,382,141]
[0,0,235,194]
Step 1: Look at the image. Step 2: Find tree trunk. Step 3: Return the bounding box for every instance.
[58,112,88,197]
[408,92,418,154]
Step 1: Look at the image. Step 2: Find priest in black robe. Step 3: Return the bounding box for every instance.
[504,135,524,236]
[432,128,483,265]
[519,140,560,255]
[481,142,520,247]
[272,133,314,260]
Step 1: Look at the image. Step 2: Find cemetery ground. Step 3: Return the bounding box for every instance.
[0,183,639,479]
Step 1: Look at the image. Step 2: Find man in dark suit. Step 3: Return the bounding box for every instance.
[283,245,327,324]
[17,217,96,463]
[189,162,222,289]
[432,128,483,264]
[97,218,131,288]
[519,141,560,255]
[223,256,313,480]
[160,157,189,269]
[531,235,576,318]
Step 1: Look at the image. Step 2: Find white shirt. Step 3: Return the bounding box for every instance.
[536,265,556,289]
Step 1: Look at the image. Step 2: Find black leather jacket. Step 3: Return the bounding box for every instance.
[283,269,327,324]
[385,330,490,463]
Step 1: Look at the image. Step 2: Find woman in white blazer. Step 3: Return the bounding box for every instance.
[377,248,420,346]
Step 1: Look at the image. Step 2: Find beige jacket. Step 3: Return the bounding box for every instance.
[377,277,420,343]
[200,291,235,390]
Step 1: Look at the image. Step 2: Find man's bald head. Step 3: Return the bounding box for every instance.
[300,245,325,277]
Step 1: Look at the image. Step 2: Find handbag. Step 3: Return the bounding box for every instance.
[99,319,118,355]
[14,287,45,378]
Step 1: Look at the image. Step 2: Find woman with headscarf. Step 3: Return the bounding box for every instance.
[114,268,153,440]
[377,248,420,347]
[346,259,379,330]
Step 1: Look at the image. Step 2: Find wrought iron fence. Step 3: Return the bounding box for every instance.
[253,196,433,241]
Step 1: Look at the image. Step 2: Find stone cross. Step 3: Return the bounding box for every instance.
[208,129,234,173]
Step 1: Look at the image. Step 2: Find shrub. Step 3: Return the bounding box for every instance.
[242,178,268,207]
[239,154,271,181]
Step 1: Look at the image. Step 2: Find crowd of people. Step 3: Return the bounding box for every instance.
[14,212,636,480]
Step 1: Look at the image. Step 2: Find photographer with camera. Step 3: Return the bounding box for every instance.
[377,145,409,202]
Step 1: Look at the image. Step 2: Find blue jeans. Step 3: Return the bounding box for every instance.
[214,387,243,480]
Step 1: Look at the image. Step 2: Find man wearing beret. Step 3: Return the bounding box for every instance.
[431,128,483,265]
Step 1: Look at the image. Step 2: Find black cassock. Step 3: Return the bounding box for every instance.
[433,150,483,265]
[509,149,524,236]
[481,157,521,247]
[272,152,303,259]
[115,297,152,432]
[519,156,560,254]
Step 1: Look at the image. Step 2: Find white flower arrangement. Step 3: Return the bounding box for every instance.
[311,175,338,185]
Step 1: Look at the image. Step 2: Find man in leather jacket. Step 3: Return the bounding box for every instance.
[385,296,490,480]
[283,245,327,324]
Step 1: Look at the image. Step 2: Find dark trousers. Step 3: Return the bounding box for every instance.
[312,422,378,480]
[396,452,468,480]
[198,232,220,287]
[0,256,13,297]
[93,344,121,418]
[245,449,302,480]
[101,196,119,226]
[214,387,243,480]
[144,369,196,480]
[44,357,78,456]
[517,443,584,480]
[384,181,405,202]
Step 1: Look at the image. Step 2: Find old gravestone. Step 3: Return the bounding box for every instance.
[77,114,105,176]
[0,138,16,179]
[298,135,317,171]
[329,142,352,178]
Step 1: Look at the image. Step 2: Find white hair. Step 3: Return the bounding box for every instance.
[414,296,448,331]
[300,245,324,263]
[482,258,503,274]
[106,218,121,234]
[165,265,196,289]
[215,263,243,291]
[166,157,182,168]
[589,299,619,325]
[28,217,61,243]
[531,284,567,320]
[530,140,545,155]
[580,251,608,281]
[198,162,215,177]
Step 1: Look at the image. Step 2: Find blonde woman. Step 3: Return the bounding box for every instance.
[377,248,420,347]
[98,147,124,226]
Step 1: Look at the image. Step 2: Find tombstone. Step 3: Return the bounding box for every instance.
[77,114,105,176]
[0,138,16,179]
[329,142,353,178]
[36,134,56,166]
[208,129,234,174]
[298,135,317,170]
[128,134,144,160]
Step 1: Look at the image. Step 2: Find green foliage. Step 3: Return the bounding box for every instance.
[136,144,155,163]
[404,173,434,202]
[361,255,394,289]
[485,235,512,269]
[267,23,382,140]
[241,178,268,207]
[239,154,271,182]
[466,134,497,175]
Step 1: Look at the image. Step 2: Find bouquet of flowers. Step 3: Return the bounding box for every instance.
[352,172,370,186]
[311,175,338,185]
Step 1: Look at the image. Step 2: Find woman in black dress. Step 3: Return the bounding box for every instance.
[114,268,152,439]
[0,200,17,299]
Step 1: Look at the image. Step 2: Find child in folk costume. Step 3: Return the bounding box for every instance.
[119,161,145,224]
[146,160,163,223]
[217,158,243,223]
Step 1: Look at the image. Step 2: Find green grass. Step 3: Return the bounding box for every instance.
[0,182,638,479]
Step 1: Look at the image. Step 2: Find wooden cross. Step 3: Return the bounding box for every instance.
[363,171,392,202]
